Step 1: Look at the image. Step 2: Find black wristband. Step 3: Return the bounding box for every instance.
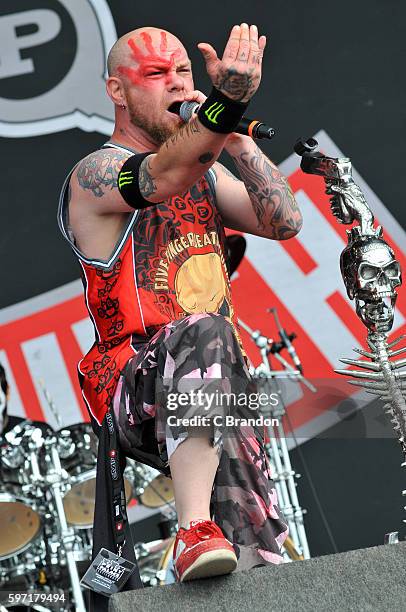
[197,87,249,134]
[117,152,154,209]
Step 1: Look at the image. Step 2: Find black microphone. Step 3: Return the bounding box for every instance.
[170,101,276,140]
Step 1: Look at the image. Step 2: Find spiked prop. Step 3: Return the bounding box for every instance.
[295,137,406,532]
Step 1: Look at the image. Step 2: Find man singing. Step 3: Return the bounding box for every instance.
[59,23,302,586]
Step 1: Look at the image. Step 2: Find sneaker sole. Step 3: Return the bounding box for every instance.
[179,549,237,582]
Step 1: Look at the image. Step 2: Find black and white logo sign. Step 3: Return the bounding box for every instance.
[0,0,116,137]
[96,558,126,582]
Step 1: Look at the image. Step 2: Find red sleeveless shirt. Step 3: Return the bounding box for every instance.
[58,143,241,425]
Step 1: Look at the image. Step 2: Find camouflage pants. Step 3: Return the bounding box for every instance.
[112,313,288,569]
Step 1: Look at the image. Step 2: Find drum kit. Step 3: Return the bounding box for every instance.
[0,236,312,609]
[0,421,177,610]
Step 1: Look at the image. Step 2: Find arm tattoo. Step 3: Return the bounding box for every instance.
[76,150,130,198]
[164,117,201,150]
[231,145,303,239]
[139,156,157,198]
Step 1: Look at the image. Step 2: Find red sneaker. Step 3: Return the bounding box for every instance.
[173,519,237,583]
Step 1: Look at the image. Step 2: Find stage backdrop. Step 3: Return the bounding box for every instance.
[0,0,405,554]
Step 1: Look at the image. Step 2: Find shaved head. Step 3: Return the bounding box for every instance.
[107,27,187,76]
[106,26,194,146]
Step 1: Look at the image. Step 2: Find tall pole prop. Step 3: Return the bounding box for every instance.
[295,138,406,539]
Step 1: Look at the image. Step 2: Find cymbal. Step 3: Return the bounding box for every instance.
[225,235,247,276]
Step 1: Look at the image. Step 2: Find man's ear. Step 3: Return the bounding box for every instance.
[106,76,127,107]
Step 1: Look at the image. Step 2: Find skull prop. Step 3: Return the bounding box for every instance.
[340,234,401,332]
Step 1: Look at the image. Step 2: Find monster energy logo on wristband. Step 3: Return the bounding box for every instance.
[118,171,133,189]
[204,102,225,125]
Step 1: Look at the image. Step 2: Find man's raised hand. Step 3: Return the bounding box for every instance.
[197,24,266,104]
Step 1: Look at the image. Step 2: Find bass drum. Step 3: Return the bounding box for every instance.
[135,538,176,586]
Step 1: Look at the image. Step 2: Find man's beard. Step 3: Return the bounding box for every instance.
[128,107,177,145]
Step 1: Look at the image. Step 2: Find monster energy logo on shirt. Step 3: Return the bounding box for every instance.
[204,102,225,125]
[118,170,133,189]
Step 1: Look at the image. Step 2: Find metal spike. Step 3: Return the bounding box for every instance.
[347,380,387,390]
[387,335,406,349]
[392,358,406,370]
[335,369,383,380]
[352,347,375,359]
[388,347,406,358]
[339,358,381,371]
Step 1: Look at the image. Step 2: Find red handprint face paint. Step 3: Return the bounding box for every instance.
[115,30,193,146]
[118,31,186,88]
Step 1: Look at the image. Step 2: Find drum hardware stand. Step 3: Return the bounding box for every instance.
[20,428,87,612]
[295,137,406,542]
[36,381,89,604]
[43,435,86,612]
[238,315,313,560]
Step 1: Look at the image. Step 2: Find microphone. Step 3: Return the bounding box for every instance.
[170,101,276,140]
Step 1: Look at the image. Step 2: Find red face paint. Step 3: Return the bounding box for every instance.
[160,31,168,54]
[118,31,183,87]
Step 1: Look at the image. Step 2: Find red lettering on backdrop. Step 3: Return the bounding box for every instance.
[231,252,351,433]
[0,297,89,422]
[118,32,181,86]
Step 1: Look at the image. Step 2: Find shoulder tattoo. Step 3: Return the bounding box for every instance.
[76,149,130,198]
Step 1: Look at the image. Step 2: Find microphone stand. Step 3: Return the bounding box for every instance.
[238,316,313,560]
